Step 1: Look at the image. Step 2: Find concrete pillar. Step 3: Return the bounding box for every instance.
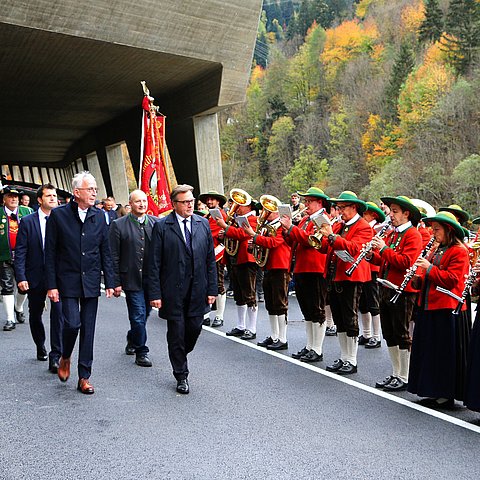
[23,167,32,183]
[86,152,107,199]
[106,143,129,206]
[41,168,50,184]
[76,159,84,173]
[12,165,21,181]
[32,167,42,185]
[193,113,224,193]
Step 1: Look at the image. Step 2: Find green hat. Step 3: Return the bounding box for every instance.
[438,204,470,224]
[297,187,330,202]
[198,190,227,207]
[472,217,480,225]
[381,195,421,226]
[423,211,465,240]
[329,191,367,214]
[365,201,386,223]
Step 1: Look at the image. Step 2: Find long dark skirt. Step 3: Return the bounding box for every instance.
[465,309,480,411]
[408,309,470,401]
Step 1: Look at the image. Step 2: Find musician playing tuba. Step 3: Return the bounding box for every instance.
[367,195,423,392]
[214,190,259,341]
[279,187,331,363]
[242,195,292,350]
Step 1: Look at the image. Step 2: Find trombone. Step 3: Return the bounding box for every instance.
[224,188,252,256]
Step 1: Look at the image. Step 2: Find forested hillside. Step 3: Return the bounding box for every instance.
[219,0,480,214]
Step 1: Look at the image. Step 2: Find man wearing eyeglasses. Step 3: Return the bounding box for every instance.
[149,184,217,394]
[45,171,115,395]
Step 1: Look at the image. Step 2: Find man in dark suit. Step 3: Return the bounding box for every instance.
[149,184,217,394]
[109,189,159,368]
[45,172,115,395]
[14,183,63,371]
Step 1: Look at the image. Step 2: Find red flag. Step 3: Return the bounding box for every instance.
[140,95,172,216]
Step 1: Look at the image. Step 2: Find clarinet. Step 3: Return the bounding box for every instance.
[452,269,477,315]
[345,220,391,277]
[390,236,436,304]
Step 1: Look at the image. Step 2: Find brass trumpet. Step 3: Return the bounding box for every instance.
[225,188,252,256]
[252,194,281,267]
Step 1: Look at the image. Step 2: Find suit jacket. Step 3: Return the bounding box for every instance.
[109,214,159,291]
[148,212,217,319]
[13,211,45,291]
[45,201,115,297]
[105,209,117,225]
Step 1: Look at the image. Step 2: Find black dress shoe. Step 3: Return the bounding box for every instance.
[135,354,153,367]
[49,359,60,373]
[300,349,323,362]
[257,336,273,347]
[365,338,381,349]
[176,378,189,394]
[15,310,25,324]
[202,318,211,326]
[383,377,408,391]
[226,327,245,337]
[125,340,136,355]
[358,335,370,346]
[37,346,48,361]
[291,347,309,359]
[241,330,256,340]
[3,321,15,331]
[336,361,357,375]
[418,398,455,410]
[375,375,394,388]
[267,340,288,351]
[325,326,337,336]
[211,317,223,328]
[326,359,344,372]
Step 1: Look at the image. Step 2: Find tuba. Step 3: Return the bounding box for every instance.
[252,194,281,267]
[411,199,436,218]
[225,188,252,256]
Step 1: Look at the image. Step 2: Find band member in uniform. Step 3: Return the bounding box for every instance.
[358,202,386,349]
[408,211,470,409]
[0,186,32,331]
[368,196,422,391]
[319,191,372,375]
[280,187,330,363]
[215,192,258,340]
[198,190,228,328]
[438,204,470,226]
[243,195,291,350]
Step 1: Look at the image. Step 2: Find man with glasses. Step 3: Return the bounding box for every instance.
[149,184,217,394]
[280,187,330,363]
[45,171,115,394]
[319,191,373,375]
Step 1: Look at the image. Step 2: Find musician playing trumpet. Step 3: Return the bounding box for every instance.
[279,187,330,363]
[408,211,470,409]
[367,196,423,391]
[317,191,372,376]
[242,196,292,350]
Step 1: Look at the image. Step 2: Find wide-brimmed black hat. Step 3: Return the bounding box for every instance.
[381,195,421,226]
[198,190,227,207]
[1,186,22,196]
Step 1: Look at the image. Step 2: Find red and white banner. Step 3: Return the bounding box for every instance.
[140,95,172,216]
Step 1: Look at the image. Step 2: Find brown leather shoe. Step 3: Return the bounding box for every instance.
[77,378,95,395]
[58,357,70,382]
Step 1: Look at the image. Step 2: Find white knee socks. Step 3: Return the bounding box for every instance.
[360,312,372,338]
[278,314,287,343]
[311,322,326,355]
[305,321,313,350]
[246,305,258,334]
[269,315,279,341]
[236,305,247,330]
[2,295,15,322]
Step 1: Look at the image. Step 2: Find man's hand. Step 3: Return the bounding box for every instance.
[150,299,162,308]
[113,286,122,297]
[105,288,114,298]
[207,296,216,305]
[17,281,29,293]
[215,218,228,229]
[242,223,255,237]
[47,289,60,303]
[319,224,333,237]
[371,236,386,251]
[279,214,292,230]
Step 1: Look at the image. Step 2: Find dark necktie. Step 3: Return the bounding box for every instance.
[183,219,192,254]
[9,213,17,221]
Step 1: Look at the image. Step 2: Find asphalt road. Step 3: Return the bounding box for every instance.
[1,294,479,480]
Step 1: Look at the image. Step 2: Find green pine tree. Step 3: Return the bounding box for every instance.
[443,0,480,74]
[418,0,444,43]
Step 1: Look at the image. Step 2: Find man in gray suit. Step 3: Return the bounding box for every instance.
[149,184,217,394]
[109,190,159,367]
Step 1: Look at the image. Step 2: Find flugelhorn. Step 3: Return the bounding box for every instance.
[225,188,252,257]
[345,220,392,277]
[252,194,281,267]
[307,209,328,249]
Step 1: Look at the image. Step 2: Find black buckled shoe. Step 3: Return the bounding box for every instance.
[241,330,256,340]
[15,310,25,324]
[336,361,357,375]
[291,347,309,359]
[267,340,288,351]
[257,336,273,347]
[375,375,394,388]
[326,359,344,372]
[383,377,408,391]
[135,354,153,367]
[300,349,323,362]
[176,378,189,394]
[325,326,337,336]
[358,335,370,346]
[365,338,381,349]
[226,327,245,337]
[211,317,223,328]
[3,321,15,331]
